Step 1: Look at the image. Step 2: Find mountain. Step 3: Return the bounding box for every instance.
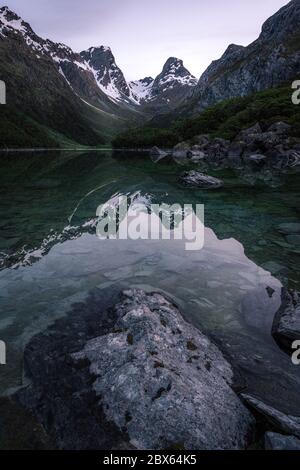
[190,0,300,113]
[129,57,197,111]
[80,46,133,104]
[0,6,146,147]
[0,5,199,147]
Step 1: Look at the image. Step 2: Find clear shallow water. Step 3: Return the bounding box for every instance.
[0,150,300,414]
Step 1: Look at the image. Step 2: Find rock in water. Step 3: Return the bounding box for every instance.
[242,394,300,439]
[265,432,300,450]
[180,171,223,189]
[272,289,300,353]
[16,289,254,450]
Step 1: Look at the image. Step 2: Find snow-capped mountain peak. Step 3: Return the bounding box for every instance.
[80,46,131,102]
[0,6,26,34]
[128,58,197,107]
[155,57,198,88]
[0,7,198,111]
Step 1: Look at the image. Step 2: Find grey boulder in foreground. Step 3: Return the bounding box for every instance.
[17,289,254,450]
[265,432,300,450]
[72,290,254,450]
[179,171,224,189]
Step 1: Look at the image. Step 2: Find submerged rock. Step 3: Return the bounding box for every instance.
[242,394,300,439]
[179,171,223,189]
[16,289,254,450]
[265,432,300,450]
[272,289,300,353]
[277,223,300,235]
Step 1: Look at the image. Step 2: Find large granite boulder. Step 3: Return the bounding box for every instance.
[272,289,300,353]
[16,289,254,450]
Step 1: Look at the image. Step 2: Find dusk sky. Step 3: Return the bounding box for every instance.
[5,0,289,80]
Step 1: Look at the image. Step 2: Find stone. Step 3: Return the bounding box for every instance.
[179,171,224,189]
[262,261,286,275]
[15,289,254,450]
[286,234,300,246]
[172,142,190,158]
[265,432,300,450]
[272,289,300,353]
[277,223,300,235]
[268,122,291,135]
[228,141,245,157]
[205,138,230,162]
[242,394,300,439]
[187,150,205,160]
[237,123,262,140]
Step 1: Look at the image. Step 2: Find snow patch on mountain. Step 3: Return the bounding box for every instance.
[129,77,154,104]
[0,6,27,36]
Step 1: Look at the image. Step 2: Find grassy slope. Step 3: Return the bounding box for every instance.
[113,86,300,148]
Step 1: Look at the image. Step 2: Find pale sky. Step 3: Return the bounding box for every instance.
[4,0,290,80]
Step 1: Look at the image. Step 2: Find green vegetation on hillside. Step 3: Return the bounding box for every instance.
[113,86,300,148]
[0,106,58,149]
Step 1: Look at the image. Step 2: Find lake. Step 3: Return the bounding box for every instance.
[0,150,300,415]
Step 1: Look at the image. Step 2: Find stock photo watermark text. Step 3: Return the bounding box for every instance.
[292,340,300,365]
[0,80,6,105]
[0,340,6,365]
[96,197,205,251]
[291,80,300,105]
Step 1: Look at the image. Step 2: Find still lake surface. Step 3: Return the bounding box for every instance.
[0,150,300,414]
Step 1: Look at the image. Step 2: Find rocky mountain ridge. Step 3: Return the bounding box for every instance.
[0,6,197,114]
[191,0,300,112]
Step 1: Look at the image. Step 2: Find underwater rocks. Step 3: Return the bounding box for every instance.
[15,289,254,450]
[179,171,224,189]
[272,289,300,354]
[277,223,300,235]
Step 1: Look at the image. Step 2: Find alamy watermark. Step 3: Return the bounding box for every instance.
[291,80,300,105]
[96,196,204,251]
[0,80,6,105]
[0,340,6,365]
[292,340,300,366]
